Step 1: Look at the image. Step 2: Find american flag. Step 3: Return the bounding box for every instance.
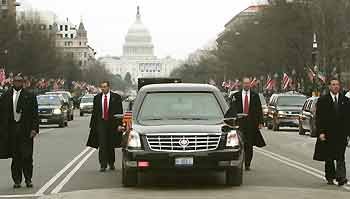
[222,81,231,89]
[0,68,5,86]
[317,72,326,83]
[265,75,274,90]
[282,73,291,90]
[208,79,216,86]
[250,77,257,88]
[234,79,241,90]
[307,67,316,81]
[222,80,232,89]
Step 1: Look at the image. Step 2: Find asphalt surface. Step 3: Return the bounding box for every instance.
[0,112,349,199]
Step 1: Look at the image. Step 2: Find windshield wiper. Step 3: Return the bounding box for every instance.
[142,118,163,121]
[167,117,209,120]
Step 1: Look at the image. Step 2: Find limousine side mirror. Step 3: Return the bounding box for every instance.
[222,125,236,133]
[113,114,124,120]
[236,113,248,119]
[223,117,237,128]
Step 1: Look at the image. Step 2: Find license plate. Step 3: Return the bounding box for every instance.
[175,157,193,167]
[41,119,48,123]
[285,119,298,123]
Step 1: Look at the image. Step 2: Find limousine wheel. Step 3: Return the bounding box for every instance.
[226,166,243,186]
[267,122,273,130]
[272,119,279,131]
[59,121,65,128]
[122,161,138,187]
[309,120,317,137]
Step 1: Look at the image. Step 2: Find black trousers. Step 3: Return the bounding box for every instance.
[244,143,253,167]
[11,123,33,184]
[241,125,254,168]
[98,119,115,168]
[325,159,347,182]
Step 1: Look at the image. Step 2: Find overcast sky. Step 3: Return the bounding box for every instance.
[19,0,266,59]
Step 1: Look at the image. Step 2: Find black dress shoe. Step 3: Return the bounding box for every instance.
[338,179,348,186]
[245,166,251,171]
[13,184,21,189]
[100,168,106,172]
[327,179,335,185]
[26,182,33,188]
[109,165,115,171]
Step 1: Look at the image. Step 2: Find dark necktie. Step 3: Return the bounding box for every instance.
[244,93,249,114]
[334,96,339,113]
[103,95,109,120]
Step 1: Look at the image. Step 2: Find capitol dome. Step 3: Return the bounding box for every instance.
[123,6,155,58]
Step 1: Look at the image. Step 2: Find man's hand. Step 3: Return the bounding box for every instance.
[117,126,126,132]
[30,130,38,138]
[319,133,326,141]
[258,124,263,129]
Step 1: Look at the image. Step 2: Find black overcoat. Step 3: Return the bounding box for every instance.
[0,89,39,158]
[313,93,349,161]
[87,92,123,148]
[225,90,266,147]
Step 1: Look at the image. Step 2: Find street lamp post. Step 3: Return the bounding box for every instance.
[274,73,279,92]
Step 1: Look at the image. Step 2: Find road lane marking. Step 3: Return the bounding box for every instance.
[38,128,56,134]
[0,194,39,198]
[255,149,325,178]
[35,147,92,196]
[255,148,350,191]
[256,148,324,175]
[51,148,96,194]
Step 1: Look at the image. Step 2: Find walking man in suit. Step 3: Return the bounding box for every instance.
[225,77,265,171]
[314,78,349,186]
[1,74,39,188]
[87,80,124,172]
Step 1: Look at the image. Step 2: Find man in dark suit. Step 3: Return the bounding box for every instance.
[1,74,39,188]
[225,77,265,171]
[314,78,349,186]
[87,80,124,172]
[0,90,11,160]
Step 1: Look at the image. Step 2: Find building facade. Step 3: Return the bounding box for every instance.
[17,9,96,68]
[216,5,266,45]
[0,0,20,19]
[53,19,96,68]
[100,6,181,83]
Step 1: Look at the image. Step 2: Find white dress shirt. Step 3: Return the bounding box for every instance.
[13,89,22,122]
[101,92,111,118]
[242,89,250,110]
[330,92,339,103]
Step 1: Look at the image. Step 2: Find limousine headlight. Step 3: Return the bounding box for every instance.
[226,130,240,148]
[53,108,62,115]
[128,130,141,149]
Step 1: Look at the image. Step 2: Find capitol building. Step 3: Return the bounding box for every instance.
[100,7,182,83]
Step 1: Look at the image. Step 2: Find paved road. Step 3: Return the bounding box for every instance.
[0,114,349,198]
